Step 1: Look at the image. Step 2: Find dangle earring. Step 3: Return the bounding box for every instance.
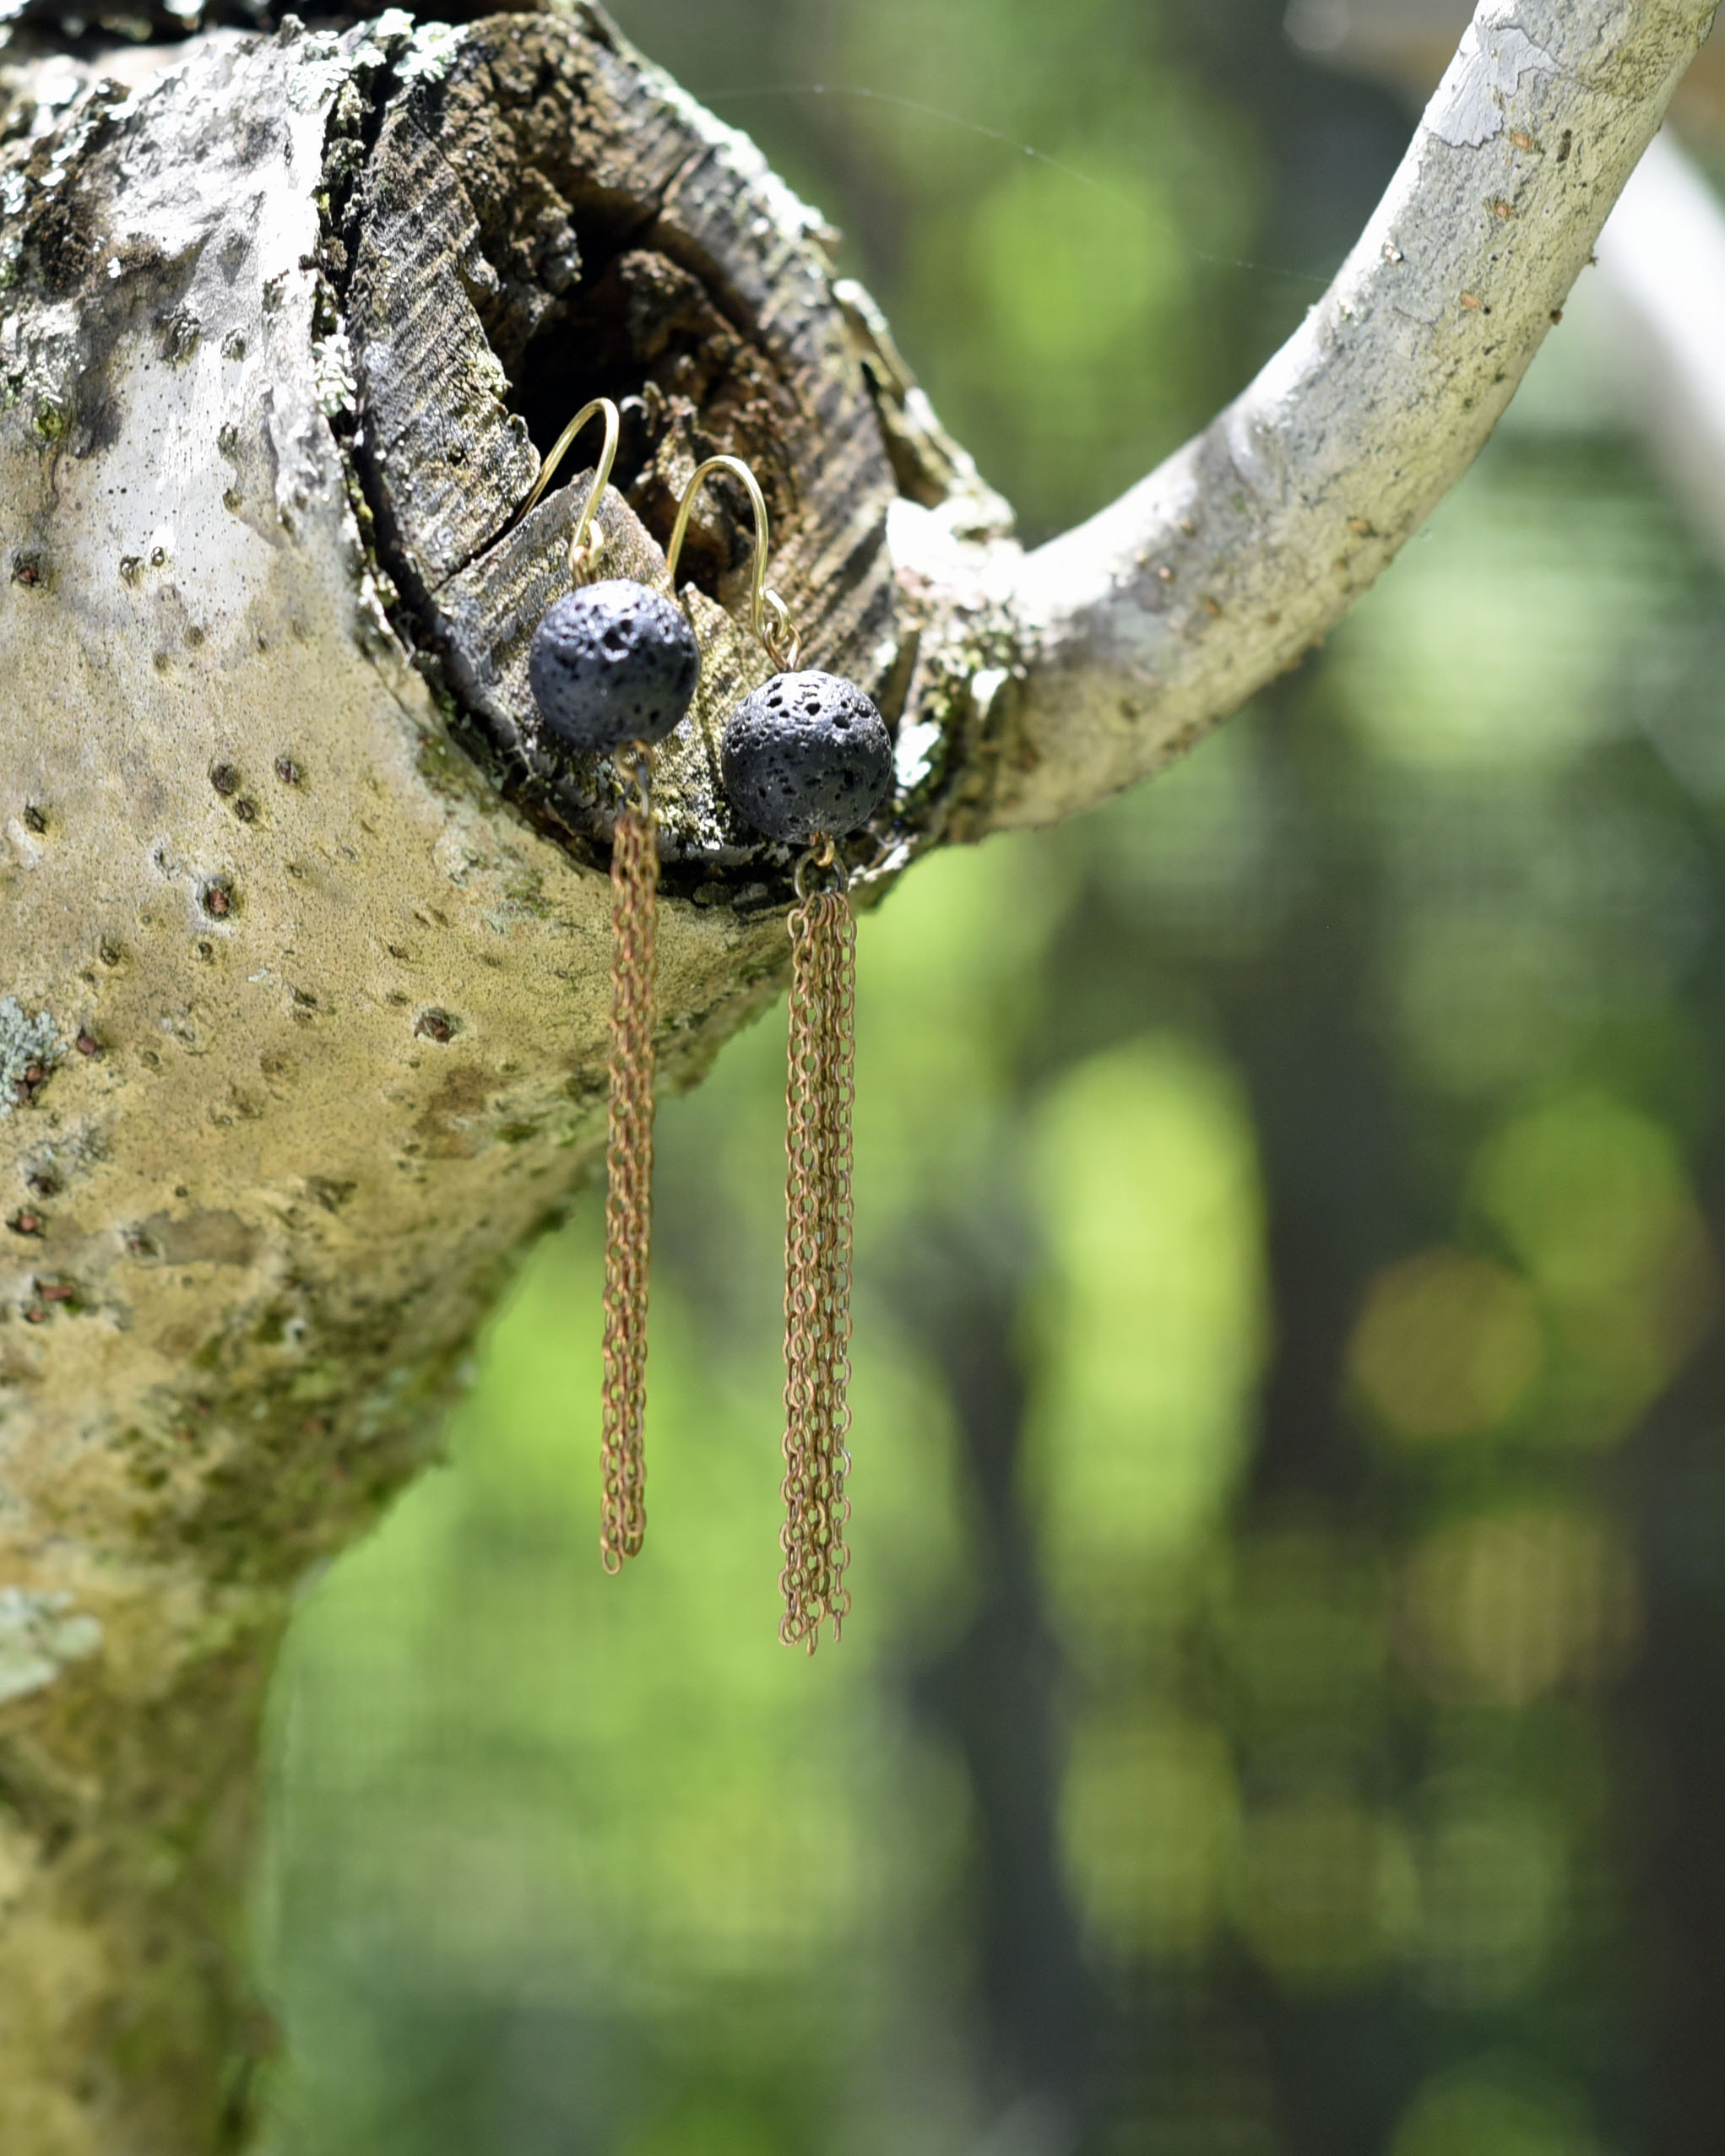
[668,458,893,1653]
[731,671,891,1656]
[523,399,702,1572]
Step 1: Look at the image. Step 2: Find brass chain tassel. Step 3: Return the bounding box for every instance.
[600,755,659,1573]
[780,853,857,1651]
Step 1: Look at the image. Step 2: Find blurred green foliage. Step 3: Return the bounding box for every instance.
[261,5,1725,2153]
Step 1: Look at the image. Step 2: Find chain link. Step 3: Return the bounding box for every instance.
[762,588,803,673]
[568,523,605,582]
[600,755,658,1572]
[779,848,857,1651]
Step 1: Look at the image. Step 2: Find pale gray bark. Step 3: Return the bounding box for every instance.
[1297,0,1725,579]
[970,0,1723,829]
[0,3,1714,2148]
[1289,0,1724,104]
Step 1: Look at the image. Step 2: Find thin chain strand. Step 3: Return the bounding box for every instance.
[600,787,658,1571]
[780,880,857,1651]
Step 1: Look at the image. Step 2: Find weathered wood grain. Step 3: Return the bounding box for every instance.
[344,11,908,862]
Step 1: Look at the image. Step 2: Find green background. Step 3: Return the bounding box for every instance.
[263,5,1725,2153]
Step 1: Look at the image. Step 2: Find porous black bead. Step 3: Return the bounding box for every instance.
[527,579,701,754]
[720,670,892,844]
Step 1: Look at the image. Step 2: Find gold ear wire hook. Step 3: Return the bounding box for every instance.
[518,397,621,582]
[665,453,802,670]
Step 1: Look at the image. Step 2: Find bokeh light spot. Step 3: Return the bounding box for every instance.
[1413,1785,1567,2007]
[1060,1713,1239,1961]
[1397,1506,1640,1707]
[1389,2064,1603,2156]
[1348,1248,1543,1441]
[1233,1796,1414,1991]
[1026,1037,1267,1644]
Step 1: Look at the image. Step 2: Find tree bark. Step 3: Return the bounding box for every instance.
[990,0,1722,826]
[0,3,1713,2148]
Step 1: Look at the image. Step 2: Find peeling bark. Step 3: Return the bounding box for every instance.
[0,3,1714,2148]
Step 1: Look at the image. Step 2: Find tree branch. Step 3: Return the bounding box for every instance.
[944,0,1722,832]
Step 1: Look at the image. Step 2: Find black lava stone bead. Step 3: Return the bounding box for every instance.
[527,580,701,754]
[720,670,892,844]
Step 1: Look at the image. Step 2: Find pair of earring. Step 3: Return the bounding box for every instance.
[520,398,891,1654]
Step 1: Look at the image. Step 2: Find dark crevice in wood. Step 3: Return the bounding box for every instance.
[326,12,909,886]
